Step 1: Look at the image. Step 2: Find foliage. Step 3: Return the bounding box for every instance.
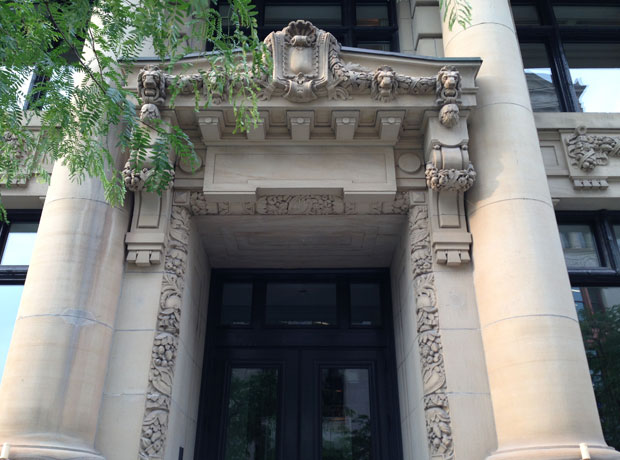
[0,0,268,218]
[580,303,620,449]
[438,0,473,30]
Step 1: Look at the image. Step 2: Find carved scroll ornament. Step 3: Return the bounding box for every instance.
[566,125,620,172]
[409,203,455,459]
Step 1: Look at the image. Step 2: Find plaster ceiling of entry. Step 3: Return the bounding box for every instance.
[195,214,406,268]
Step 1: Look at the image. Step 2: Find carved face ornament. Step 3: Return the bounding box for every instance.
[372,66,397,102]
[438,66,460,100]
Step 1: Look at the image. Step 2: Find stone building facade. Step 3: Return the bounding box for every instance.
[1,1,620,459]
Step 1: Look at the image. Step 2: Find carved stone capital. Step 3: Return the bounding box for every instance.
[566,125,620,172]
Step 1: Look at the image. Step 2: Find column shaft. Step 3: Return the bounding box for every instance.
[0,154,129,459]
[440,1,620,458]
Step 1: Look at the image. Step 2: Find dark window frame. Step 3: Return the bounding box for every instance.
[217,0,399,52]
[512,0,620,112]
[0,210,41,284]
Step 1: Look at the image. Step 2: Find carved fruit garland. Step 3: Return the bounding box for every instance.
[409,204,455,459]
[139,206,190,460]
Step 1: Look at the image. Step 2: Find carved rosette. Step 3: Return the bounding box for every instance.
[139,206,190,460]
[425,163,476,192]
[566,125,620,172]
[189,191,410,215]
[409,204,455,459]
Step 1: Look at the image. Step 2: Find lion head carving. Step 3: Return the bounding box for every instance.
[437,65,461,102]
[371,65,398,102]
[138,65,166,105]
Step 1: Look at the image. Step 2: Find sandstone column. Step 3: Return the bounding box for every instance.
[440,1,620,458]
[0,133,129,459]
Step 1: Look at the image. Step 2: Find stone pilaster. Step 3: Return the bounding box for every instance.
[440,1,620,459]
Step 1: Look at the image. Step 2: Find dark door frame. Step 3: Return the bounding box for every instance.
[194,269,403,460]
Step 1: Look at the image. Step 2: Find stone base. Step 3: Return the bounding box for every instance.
[487,444,620,460]
[7,445,105,460]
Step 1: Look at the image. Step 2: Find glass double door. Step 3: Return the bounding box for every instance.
[204,347,394,460]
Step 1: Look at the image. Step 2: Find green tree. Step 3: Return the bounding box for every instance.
[0,0,267,219]
[580,303,620,449]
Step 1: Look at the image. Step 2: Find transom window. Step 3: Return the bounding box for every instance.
[512,0,620,112]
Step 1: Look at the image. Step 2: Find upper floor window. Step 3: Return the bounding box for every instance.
[512,1,620,112]
[219,0,399,51]
[0,211,40,381]
[558,211,620,448]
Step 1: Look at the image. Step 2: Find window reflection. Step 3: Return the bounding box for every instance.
[520,43,561,112]
[264,4,342,26]
[564,43,620,112]
[0,285,23,381]
[1,222,39,266]
[321,368,372,460]
[572,287,620,449]
[553,5,620,26]
[224,368,279,460]
[558,224,602,268]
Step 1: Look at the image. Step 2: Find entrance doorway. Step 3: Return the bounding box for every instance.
[195,270,402,460]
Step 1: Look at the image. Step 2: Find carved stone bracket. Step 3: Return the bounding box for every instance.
[189,191,410,215]
[424,117,475,266]
[565,125,620,172]
[408,198,455,460]
[138,205,190,460]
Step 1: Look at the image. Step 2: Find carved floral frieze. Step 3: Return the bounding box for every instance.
[139,206,190,460]
[408,203,455,459]
[134,21,462,126]
[566,125,620,172]
[189,191,410,215]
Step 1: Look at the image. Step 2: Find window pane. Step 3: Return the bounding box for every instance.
[321,368,372,460]
[558,224,602,268]
[554,5,620,26]
[356,4,389,27]
[356,41,391,52]
[613,225,620,251]
[572,287,620,449]
[512,5,540,25]
[350,283,382,326]
[224,368,279,460]
[520,43,561,112]
[221,282,253,326]
[265,282,337,326]
[564,43,620,112]
[1,222,39,265]
[264,4,342,26]
[0,285,23,381]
